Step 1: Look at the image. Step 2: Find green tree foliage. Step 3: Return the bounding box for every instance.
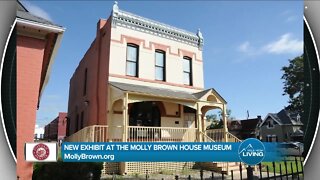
[281,55,303,113]
[205,114,218,122]
[206,109,234,129]
[32,161,103,180]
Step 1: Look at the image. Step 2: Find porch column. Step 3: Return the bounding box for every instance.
[196,103,203,142]
[122,93,128,142]
[120,93,129,175]
[222,104,228,142]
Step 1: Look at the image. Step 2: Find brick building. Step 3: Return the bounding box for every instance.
[44,112,67,142]
[66,2,237,174]
[17,1,64,179]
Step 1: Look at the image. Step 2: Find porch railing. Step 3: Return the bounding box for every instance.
[128,126,197,142]
[226,131,242,142]
[65,126,93,142]
[205,129,225,142]
[66,125,197,142]
[200,131,215,142]
[205,129,242,142]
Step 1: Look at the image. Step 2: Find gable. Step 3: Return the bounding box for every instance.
[193,88,227,104]
[260,114,282,127]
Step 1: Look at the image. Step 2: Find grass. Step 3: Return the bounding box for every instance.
[261,157,303,174]
[158,169,175,175]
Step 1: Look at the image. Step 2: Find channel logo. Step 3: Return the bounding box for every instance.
[25,143,57,162]
[238,138,265,165]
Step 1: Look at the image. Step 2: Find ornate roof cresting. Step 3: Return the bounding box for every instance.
[110,1,204,49]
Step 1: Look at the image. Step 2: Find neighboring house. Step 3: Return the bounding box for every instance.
[227,116,262,140]
[34,125,44,140]
[17,1,64,179]
[259,109,304,142]
[44,112,67,142]
[66,2,233,175]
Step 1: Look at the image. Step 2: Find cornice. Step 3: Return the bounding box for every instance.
[111,1,203,50]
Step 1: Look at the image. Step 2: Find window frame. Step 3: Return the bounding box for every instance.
[267,120,274,129]
[183,56,193,86]
[126,43,139,77]
[155,50,166,81]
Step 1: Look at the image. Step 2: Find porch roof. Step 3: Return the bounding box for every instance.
[109,81,200,101]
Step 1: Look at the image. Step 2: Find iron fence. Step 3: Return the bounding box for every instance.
[103,156,303,180]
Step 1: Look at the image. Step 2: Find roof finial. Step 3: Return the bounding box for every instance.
[197,28,203,39]
[113,1,119,13]
[197,28,203,50]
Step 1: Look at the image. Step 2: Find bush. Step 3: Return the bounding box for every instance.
[32,161,103,180]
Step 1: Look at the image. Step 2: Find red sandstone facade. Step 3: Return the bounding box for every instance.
[17,2,64,179]
[44,112,67,141]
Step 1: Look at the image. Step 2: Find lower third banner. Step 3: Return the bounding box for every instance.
[61,139,282,165]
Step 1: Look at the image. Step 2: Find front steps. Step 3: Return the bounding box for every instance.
[199,162,246,175]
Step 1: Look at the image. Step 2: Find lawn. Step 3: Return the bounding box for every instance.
[261,157,304,174]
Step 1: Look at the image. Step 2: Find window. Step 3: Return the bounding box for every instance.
[267,120,274,128]
[183,57,192,85]
[155,50,165,81]
[126,44,139,77]
[83,68,88,96]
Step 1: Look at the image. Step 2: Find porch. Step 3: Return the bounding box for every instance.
[65,125,241,175]
[66,125,198,143]
[66,81,237,174]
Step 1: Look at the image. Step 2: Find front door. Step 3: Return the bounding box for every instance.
[129,101,161,127]
[129,102,161,139]
[184,113,195,128]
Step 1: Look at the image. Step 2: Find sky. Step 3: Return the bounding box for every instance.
[21,1,304,127]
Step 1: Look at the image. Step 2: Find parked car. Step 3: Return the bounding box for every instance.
[278,142,304,156]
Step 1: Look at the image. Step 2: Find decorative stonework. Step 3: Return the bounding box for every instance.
[111,1,204,49]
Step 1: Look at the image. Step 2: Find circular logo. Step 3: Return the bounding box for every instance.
[238,138,265,165]
[33,143,50,160]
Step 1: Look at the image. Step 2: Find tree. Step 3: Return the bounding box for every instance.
[281,55,303,113]
[205,114,218,122]
[206,109,234,129]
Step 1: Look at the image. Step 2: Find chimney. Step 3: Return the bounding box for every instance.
[257,115,262,119]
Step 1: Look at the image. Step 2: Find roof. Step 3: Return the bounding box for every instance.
[291,129,304,137]
[260,109,303,127]
[109,81,198,101]
[229,116,262,131]
[193,88,227,104]
[110,2,203,49]
[193,89,211,99]
[17,1,61,27]
[109,81,225,103]
[240,118,261,131]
